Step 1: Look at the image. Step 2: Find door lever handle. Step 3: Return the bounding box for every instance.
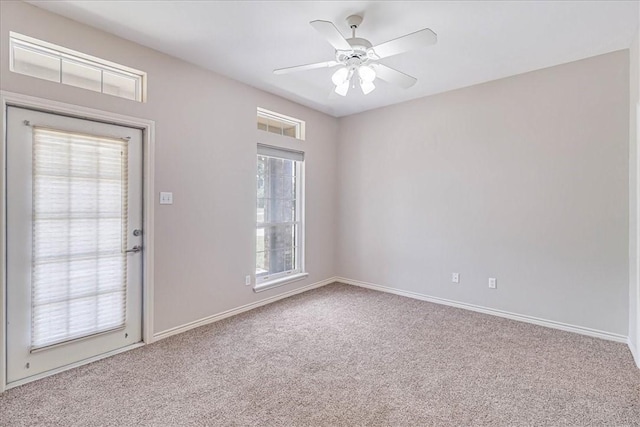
[125,245,142,254]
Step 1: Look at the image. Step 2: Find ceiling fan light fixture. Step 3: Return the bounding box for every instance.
[360,79,375,95]
[358,65,376,83]
[331,67,349,86]
[335,81,350,96]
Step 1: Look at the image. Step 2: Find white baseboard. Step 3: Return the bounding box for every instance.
[153,276,337,342]
[337,277,628,344]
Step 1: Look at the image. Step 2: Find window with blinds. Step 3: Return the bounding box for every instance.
[256,145,304,286]
[31,127,129,350]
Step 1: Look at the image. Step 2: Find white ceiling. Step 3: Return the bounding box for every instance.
[29,1,640,117]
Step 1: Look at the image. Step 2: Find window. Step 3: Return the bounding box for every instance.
[9,32,146,102]
[257,107,305,140]
[255,145,305,289]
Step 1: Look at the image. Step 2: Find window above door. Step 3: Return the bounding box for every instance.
[9,32,146,102]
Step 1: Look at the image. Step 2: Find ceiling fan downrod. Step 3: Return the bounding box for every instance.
[347,14,363,38]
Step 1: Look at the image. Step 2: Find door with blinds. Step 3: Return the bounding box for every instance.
[6,107,143,384]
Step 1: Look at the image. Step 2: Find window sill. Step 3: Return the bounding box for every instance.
[253,272,309,293]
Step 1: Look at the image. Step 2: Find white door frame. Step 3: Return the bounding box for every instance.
[0,91,156,392]
[635,103,640,368]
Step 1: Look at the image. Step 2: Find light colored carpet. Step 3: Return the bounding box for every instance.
[1,283,639,426]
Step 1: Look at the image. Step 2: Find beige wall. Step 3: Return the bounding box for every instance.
[0,1,339,334]
[337,51,630,335]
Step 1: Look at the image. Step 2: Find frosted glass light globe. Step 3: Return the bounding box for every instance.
[331,67,349,85]
[360,80,375,95]
[358,65,376,83]
[335,81,350,96]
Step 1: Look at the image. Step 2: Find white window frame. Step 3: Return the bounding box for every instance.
[254,144,307,292]
[257,107,306,141]
[9,32,147,102]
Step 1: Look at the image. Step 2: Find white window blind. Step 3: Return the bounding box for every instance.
[31,127,129,350]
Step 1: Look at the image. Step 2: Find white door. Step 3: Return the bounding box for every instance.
[6,106,143,384]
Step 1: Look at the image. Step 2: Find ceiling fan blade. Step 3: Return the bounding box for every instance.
[273,60,339,75]
[371,28,437,59]
[310,20,352,52]
[371,63,417,89]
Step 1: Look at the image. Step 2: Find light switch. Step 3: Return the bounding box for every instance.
[159,192,173,205]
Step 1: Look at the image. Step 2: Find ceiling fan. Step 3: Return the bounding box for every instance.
[274,15,437,96]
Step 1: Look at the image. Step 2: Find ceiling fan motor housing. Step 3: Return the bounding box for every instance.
[336,38,373,65]
[336,15,374,65]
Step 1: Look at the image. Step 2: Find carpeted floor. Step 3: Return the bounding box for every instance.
[1,283,639,426]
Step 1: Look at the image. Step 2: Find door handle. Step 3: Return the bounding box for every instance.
[125,245,142,254]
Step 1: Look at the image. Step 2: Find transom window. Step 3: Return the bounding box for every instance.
[256,145,304,287]
[9,32,146,102]
[257,107,305,140]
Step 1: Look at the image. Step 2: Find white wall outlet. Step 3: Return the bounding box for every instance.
[245,275,251,286]
[451,273,460,283]
[488,277,497,289]
[159,192,173,205]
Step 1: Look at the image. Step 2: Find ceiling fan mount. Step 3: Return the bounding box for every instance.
[346,14,363,30]
[274,14,437,97]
